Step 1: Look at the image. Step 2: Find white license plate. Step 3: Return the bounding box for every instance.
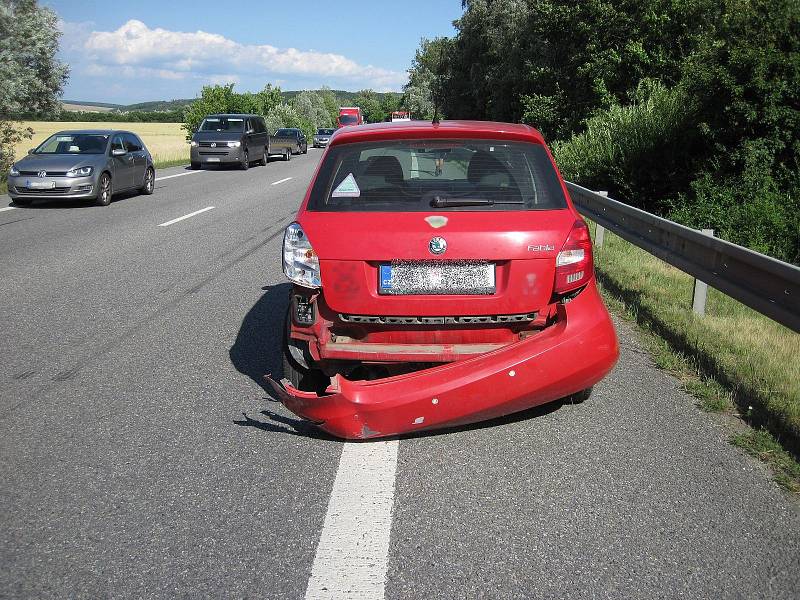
[379,261,496,295]
[26,180,56,189]
[205,157,221,162]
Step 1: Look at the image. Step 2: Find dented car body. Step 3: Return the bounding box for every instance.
[269,120,618,439]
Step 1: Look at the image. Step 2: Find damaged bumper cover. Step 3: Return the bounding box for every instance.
[267,283,618,439]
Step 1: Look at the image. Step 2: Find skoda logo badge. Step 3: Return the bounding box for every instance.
[38,170,46,178]
[210,142,217,148]
[429,237,447,255]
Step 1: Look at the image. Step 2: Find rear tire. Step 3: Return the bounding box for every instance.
[140,167,155,195]
[11,198,32,206]
[282,309,327,392]
[96,173,112,206]
[302,145,308,154]
[259,149,268,166]
[567,387,593,404]
[284,149,291,161]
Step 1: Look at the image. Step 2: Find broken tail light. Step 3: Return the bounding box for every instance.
[554,219,593,295]
[283,223,321,288]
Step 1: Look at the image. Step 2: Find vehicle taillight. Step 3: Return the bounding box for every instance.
[283,223,321,288]
[554,220,593,295]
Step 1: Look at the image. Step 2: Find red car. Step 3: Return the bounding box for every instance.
[268,120,619,439]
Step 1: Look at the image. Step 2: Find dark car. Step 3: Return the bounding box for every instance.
[269,120,619,440]
[190,114,270,170]
[7,130,155,207]
[272,128,307,155]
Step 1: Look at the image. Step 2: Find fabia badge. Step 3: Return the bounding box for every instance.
[429,236,447,255]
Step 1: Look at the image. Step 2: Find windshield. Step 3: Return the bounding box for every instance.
[307,139,568,212]
[317,129,334,136]
[199,117,244,132]
[338,114,358,125]
[34,133,108,155]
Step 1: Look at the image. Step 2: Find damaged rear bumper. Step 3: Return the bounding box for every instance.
[267,283,618,439]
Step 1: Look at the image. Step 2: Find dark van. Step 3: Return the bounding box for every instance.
[190,114,270,170]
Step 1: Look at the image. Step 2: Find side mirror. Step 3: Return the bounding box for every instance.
[112,148,126,157]
[27,148,35,154]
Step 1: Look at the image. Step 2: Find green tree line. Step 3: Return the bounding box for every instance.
[408,0,800,264]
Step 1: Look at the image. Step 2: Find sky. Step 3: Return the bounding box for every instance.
[43,0,463,105]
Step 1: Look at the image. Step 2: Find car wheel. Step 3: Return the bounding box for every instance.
[141,167,155,195]
[302,145,308,154]
[96,173,112,206]
[191,161,201,170]
[259,149,268,166]
[284,149,291,161]
[282,309,328,393]
[567,387,593,404]
[241,149,249,170]
[11,198,33,206]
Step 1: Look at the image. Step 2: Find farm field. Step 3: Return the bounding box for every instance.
[12,121,189,167]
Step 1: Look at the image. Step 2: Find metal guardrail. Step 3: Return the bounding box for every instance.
[565,181,800,333]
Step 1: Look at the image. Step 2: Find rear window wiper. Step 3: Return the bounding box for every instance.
[430,196,494,208]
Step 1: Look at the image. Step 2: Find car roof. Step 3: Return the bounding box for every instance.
[50,129,119,135]
[329,120,546,146]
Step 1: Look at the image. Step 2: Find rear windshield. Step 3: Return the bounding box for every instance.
[307,139,568,212]
[317,129,334,135]
[275,129,296,137]
[199,117,244,132]
[338,114,359,125]
[35,133,108,154]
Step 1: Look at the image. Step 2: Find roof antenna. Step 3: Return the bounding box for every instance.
[432,42,445,125]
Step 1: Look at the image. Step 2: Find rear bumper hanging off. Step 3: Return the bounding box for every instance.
[267,283,618,439]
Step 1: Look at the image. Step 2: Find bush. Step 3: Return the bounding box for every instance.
[553,80,693,213]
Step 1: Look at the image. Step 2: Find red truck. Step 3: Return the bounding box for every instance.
[337,107,363,128]
[271,120,619,439]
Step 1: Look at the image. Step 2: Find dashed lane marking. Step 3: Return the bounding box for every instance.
[271,177,293,185]
[155,170,204,182]
[158,206,215,227]
[305,440,399,600]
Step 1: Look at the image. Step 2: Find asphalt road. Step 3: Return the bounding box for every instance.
[1,152,798,599]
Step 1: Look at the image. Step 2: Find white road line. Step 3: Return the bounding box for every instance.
[158,206,215,227]
[305,440,399,600]
[155,170,204,182]
[0,206,18,212]
[271,177,293,185]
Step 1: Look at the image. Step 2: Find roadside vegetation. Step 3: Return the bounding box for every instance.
[588,221,800,491]
[410,0,800,266]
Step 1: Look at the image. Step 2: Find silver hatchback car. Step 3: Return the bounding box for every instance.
[7,130,156,206]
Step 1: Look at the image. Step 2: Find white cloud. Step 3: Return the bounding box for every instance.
[74,19,406,89]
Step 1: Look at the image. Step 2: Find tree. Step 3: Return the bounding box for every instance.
[403,37,449,120]
[352,89,385,123]
[0,0,68,182]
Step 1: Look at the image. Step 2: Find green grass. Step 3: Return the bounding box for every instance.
[732,429,800,494]
[588,221,800,493]
[154,158,188,170]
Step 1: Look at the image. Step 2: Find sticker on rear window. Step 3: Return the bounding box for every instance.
[331,173,360,197]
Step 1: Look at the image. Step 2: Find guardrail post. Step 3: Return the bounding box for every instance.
[594,192,608,247]
[691,229,714,316]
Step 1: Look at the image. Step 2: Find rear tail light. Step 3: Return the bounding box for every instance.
[554,219,593,295]
[283,223,321,288]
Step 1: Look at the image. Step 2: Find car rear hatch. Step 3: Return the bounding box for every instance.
[301,210,575,317]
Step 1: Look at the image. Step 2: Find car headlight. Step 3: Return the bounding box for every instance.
[226,141,241,148]
[9,165,20,176]
[66,166,93,177]
[190,140,198,147]
[283,223,321,288]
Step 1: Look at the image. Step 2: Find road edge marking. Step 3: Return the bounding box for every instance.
[158,206,215,227]
[0,206,18,212]
[305,440,399,600]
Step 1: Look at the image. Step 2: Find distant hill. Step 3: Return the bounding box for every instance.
[63,89,402,114]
